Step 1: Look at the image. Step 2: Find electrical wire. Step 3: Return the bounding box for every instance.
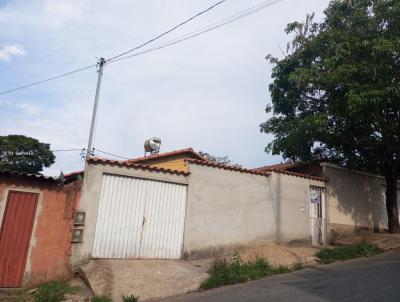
[106,0,228,62]
[0,65,95,96]
[93,148,130,160]
[107,0,282,64]
[0,0,283,96]
[51,148,85,152]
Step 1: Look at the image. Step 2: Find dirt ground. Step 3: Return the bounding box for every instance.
[236,242,321,267]
[335,233,400,251]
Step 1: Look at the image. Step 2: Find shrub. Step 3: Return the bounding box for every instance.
[122,294,139,302]
[34,281,79,302]
[91,295,112,302]
[316,242,383,264]
[200,253,300,290]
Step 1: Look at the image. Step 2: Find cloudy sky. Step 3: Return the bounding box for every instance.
[0,0,331,175]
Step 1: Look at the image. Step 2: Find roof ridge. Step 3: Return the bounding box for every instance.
[186,158,270,177]
[267,168,326,182]
[125,147,208,163]
[87,157,190,176]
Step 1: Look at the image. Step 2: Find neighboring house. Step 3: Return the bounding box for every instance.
[255,162,400,242]
[0,170,82,288]
[125,148,208,172]
[72,148,326,267]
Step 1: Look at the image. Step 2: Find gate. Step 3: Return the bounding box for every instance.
[92,174,187,259]
[0,191,39,287]
[310,186,326,246]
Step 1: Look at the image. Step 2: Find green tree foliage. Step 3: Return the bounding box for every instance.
[261,0,400,232]
[0,135,55,174]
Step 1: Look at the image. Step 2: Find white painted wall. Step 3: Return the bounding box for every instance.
[183,163,325,258]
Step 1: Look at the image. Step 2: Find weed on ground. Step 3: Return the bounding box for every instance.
[316,242,383,264]
[122,293,139,302]
[200,253,302,290]
[33,281,79,302]
[90,295,112,302]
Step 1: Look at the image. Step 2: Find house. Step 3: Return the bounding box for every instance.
[4,147,394,287]
[71,148,326,267]
[0,170,82,287]
[255,162,400,242]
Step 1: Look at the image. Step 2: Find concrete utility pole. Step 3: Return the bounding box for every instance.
[86,57,106,158]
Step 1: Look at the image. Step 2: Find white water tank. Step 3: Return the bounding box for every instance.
[144,137,161,155]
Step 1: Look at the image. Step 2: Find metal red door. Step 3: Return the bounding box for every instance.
[0,191,39,287]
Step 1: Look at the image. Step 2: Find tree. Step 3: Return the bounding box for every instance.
[261,0,400,233]
[199,151,242,168]
[0,135,55,174]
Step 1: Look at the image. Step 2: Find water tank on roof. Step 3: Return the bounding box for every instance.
[144,137,161,156]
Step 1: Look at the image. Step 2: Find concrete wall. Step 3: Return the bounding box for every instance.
[72,162,189,266]
[322,163,399,238]
[183,163,325,258]
[0,176,81,286]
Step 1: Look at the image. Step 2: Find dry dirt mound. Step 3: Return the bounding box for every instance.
[229,242,320,267]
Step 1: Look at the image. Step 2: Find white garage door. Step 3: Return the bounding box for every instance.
[92,174,187,259]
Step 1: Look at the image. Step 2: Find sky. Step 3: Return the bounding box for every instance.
[0,0,331,176]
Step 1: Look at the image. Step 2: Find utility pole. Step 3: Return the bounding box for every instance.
[86,57,106,158]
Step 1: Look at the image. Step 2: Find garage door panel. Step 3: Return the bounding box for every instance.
[92,175,146,258]
[139,181,187,259]
[93,174,187,259]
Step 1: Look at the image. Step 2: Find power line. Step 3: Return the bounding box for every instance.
[106,0,228,62]
[0,65,95,96]
[108,0,283,64]
[93,148,130,160]
[0,1,226,96]
[0,0,283,96]
[51,148,85,152]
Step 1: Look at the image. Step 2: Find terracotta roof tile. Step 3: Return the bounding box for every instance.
[253,162,299,172]
[254,162,326,182]
[186,159,271,177]
[87,157,190,176]
[0,169,59,183]
[263,168,325,182]
[126,148,207,164]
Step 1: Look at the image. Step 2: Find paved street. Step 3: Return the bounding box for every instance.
[159,252,400,302]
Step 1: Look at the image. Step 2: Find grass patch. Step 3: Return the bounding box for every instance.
[122,294,139,302]
[91,295,113,302]
[316,242,383,264]
[200,253,302,290]
[34,281,79,302]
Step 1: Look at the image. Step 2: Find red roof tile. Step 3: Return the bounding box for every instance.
[259,167,325,182]
[254,162,325,182]
[126,148,207,164]
[186,159,271,177]
[87,157,190,176]
[253,162,299,172]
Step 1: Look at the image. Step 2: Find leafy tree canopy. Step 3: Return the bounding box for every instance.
[0,135,55,174]
[261,0,400,232]
[199,151,242,168]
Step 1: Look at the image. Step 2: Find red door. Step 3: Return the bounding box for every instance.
[0,191,39,287]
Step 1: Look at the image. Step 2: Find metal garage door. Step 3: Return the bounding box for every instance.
[0,191,39,287]
[92,174,187,259]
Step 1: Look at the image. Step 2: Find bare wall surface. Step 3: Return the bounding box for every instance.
[323,164,390,235]
[184,163,325,258]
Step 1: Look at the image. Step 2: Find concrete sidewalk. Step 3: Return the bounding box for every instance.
[79,243,320,301]
[80,259,212,301]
